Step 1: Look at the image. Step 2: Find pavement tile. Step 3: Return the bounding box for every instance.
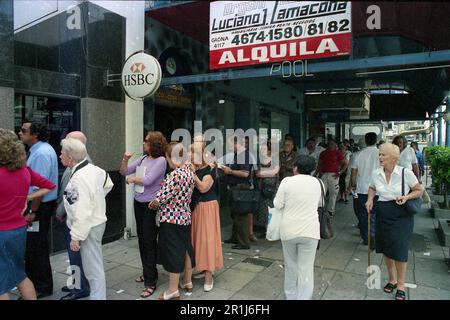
[104,248,141,264]
[409,285,450,300]
[321,271,367,300]
[105,265,142,287]
[236,274,283,299]
[229,293,265,300]
[214,269,257,292]
[313,267,336,300]
[186,287,235,300]
[414,257,450,290]
[102,244,130,257]
[231,261,267,273]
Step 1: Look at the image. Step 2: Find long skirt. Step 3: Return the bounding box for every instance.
[191,200,224,272]
[158,222,195,273]
[375,201,414,262]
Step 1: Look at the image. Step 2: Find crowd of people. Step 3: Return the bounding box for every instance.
[0,123,424,301]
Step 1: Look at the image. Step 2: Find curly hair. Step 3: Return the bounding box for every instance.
[146,131,168,158]
[0,128,27,171]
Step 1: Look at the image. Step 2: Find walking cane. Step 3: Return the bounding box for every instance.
[367,208,371,269]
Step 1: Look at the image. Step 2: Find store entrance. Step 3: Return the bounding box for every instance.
[154,104,193,141]
[14,93,80,253]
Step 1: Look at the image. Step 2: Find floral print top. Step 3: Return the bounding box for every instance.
[156,164,195,226]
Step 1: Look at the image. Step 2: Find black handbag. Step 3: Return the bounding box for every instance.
[230,166,261,215]
[402,168,423,216]
[261,178,277,199]
[230,185,261,214]
[317,178,332,239]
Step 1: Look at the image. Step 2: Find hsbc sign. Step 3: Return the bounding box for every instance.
[121,52,162,101]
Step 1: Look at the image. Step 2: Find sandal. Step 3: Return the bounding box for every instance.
[383,282,397,293]
[140,286,156,298]
[135,275,144,283]
[158,290,180,300]
[395,289,406,300]
[179,282,193,293]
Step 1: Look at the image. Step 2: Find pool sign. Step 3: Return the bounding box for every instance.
[122,52,162,101]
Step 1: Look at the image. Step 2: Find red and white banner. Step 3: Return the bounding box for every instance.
[210,1,352,69]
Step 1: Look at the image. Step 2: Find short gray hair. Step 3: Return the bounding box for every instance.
[294,155,316,175]
[61,138,87,163]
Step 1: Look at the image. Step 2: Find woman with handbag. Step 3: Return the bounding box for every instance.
[273,156,321,300]
[365,143,423,301]
[255,141,279,237]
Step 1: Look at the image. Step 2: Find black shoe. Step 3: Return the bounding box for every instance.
[224,239,238,244]
[60,291,90,300]
[36,291,53,299]
[61,286,73,293]
[231,244,250,250]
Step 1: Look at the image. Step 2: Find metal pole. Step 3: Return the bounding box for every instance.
[367,208,371,268]
[433,114,438,146]
[438,106,443,146]
[446,99,450,147]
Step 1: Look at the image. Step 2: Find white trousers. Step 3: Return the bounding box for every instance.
[80,223,106,300]
[322,173,340,214]
[282,237,318,300]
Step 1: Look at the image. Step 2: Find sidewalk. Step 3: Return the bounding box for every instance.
[11,200,450,300]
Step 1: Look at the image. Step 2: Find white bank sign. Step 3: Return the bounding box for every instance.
[121,52,162,101]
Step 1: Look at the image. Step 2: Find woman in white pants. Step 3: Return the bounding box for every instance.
[273,155,321,300]
[61,138,114,300]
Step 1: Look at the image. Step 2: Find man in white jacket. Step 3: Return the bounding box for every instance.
[61,138,114,300]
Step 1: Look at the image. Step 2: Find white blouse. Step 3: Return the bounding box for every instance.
[369,165,419,202]
[399,146,417,170]
[273,174,321,241]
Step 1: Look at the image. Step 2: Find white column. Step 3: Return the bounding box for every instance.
[92,1,146,236]
[123,1,145,236]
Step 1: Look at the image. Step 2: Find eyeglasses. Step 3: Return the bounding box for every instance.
[20,128,29,133]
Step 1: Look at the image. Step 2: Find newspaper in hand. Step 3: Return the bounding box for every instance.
[135,166,146,194]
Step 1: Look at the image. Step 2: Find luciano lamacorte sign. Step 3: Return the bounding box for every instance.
[209,1,352,69]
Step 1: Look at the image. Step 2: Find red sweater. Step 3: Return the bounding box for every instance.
[0,166,56,231]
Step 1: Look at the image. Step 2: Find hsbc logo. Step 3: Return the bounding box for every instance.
[130,63,146,73]
[121,52,161,101]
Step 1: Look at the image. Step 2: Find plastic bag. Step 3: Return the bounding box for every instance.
[266,206,282,241]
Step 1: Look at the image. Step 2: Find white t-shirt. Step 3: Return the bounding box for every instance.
[399,146,417,170]
[352,146,380,194]
[369,165,419,202]
[273,174,321,241]
[298,146,325,163]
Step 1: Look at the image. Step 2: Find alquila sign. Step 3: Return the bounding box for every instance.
[209,1,352,69]
[122,51,162,101]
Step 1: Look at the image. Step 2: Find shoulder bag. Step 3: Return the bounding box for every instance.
[316,178,332,239]
[402,168,422,216]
